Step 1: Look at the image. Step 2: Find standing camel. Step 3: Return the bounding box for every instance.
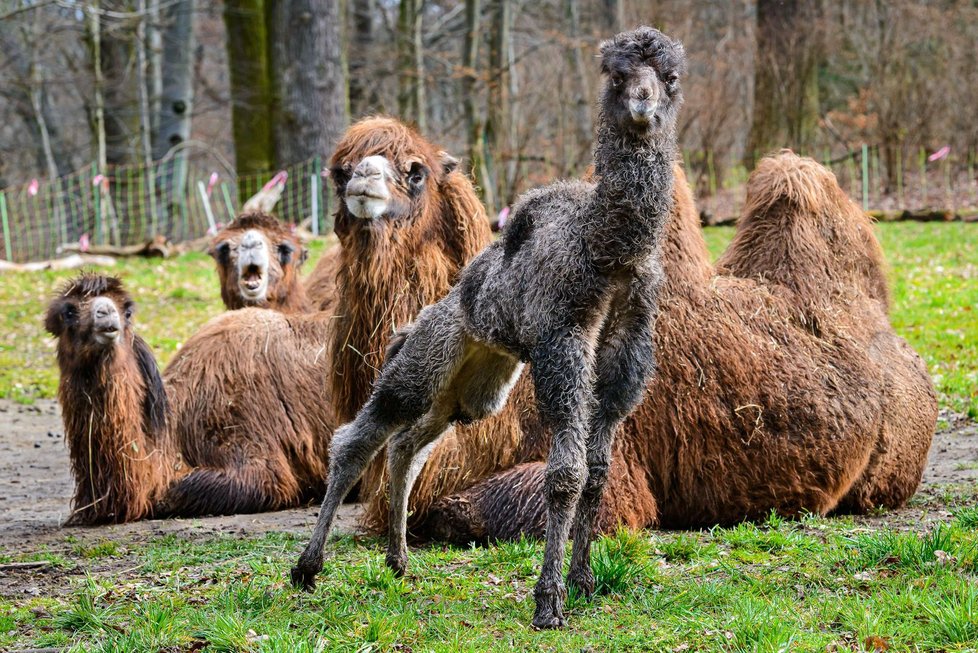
[291,27,686,630]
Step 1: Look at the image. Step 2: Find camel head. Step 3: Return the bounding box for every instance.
[45,273,168,435]
[598,26,686,141]
[209,212,309,312]
[45,274,136,358]
[329,117,464,243]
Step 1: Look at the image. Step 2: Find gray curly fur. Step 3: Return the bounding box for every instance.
[292,26,686,629]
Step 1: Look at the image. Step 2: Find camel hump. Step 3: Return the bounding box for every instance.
[742,150,843,218]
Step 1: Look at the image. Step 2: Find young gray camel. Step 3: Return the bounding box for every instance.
[291,26,685,629]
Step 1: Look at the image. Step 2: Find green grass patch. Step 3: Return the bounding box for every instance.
[4,520,978,651]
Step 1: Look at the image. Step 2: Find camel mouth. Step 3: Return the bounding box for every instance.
[346,194,389,220]
[94,327,120,345]
[239,264,267,299]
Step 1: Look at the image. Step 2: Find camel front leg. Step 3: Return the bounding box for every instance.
[291,403,408,591]
[567,278,658,597]
[529,334,594,629]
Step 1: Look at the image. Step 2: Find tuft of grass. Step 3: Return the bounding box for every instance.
[590,527,651,595]
[954,506,978,530]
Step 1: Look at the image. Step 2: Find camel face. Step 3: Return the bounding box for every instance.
[329,117,462,241]
[45,274,134,357]
[343,155,396,220]
[599,27,685,138]
[209,212,307,311]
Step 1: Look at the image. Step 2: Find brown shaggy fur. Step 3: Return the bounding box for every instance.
[420,152,937,540]
[303,243,342,312]
[48,117,528,525]
[47,275,335,522]
[209,212,312,313]
[320,117,532,530]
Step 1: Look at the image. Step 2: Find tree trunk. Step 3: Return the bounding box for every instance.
[153,0,195,159]
[224,0,275,186]
[563,0,590,176]
[601,0,624,34]
[269,0,349,167]
[462,0,493,211]
[396,0,426,132]
[485,0,511,210]
[348,0,378,115]
[745,0,821,166]
[97,6,140,166]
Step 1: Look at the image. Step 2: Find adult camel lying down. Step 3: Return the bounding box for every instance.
[43,117,525,524]
[410,151,937,540]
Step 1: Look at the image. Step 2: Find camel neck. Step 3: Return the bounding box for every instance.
[588,121,675,267]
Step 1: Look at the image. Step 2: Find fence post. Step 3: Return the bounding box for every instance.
[861,143,869,211]
[220,182,235,221]
[197,180,217,233]
[896,147,904,208]
[92,162,103,245]
[310,172,320,236]
[0,191,11,261]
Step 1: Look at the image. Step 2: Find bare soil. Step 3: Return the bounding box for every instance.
[0,400,975,599]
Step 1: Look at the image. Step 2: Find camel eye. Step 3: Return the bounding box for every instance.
[277,242,295,266]
[407,163,427,192]
[123,301,135,321]
[62,303,78,325]
[611,75,623,88]
[331,167,351,193]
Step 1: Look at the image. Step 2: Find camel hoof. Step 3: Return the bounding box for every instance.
[531,604,567,630]
[532,583,568,629]
[385,552,408,577]
[289,564,318,592]
[567,567,596,598]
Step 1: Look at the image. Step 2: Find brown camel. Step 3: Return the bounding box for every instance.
[411,151,937,540]
[209,211,313,313]
[46,117,521,524]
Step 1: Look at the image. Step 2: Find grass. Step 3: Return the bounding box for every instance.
[4,512,978,652]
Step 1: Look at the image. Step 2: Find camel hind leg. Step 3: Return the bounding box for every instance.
[386,344,523,574]
[567,277,658,597]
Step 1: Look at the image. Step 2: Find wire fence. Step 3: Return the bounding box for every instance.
[686,143,978,222]
[0,155,332,263]
[1,143,976,263]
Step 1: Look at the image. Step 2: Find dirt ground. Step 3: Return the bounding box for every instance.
[1,399,976,597]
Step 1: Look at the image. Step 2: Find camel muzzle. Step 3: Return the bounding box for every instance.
[91,297,122,345]
[237,230,270,301]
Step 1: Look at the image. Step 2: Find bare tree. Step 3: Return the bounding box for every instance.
[744,0,822,165]
[269,0,350,165]
[223,0,275,182]
[397,0,426,132]
[153,0,195,159]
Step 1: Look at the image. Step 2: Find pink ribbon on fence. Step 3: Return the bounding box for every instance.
[928,146,950,162]
[206,172,220,196]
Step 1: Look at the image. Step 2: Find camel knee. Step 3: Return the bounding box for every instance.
[581,461,611,497]
[597,352,655,420]
[545,460,588,509]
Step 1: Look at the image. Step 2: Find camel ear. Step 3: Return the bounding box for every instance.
[438,151,459,175]
[44,299,77,338]
[210,241,231,266]
[132,335,168,436]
